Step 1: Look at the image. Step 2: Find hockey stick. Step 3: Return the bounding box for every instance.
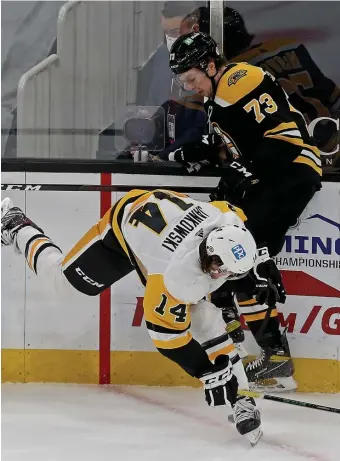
[239,390,340,414]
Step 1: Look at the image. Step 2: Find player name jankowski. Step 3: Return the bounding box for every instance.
[161,206,209,252]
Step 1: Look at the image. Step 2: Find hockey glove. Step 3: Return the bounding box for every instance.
[209,161,259,204]
[168,133,222,172]
[199,355,238,407]
[252,247,286,306]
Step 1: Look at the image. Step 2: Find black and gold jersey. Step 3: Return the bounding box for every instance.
[205,62,322,178]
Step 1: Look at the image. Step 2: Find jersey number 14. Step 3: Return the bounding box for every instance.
[154,293,187,323]
[129,191,193,235]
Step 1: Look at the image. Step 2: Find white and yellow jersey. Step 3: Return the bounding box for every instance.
[111,189,247,350]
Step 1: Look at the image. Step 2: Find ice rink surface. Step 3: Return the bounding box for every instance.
[2,384,339,461]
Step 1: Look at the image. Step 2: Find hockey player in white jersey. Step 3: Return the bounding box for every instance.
[2,189,283,445]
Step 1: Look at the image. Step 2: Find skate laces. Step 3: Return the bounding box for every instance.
[1,207,26,246]
[246,349,267,372]
[234,397,256,424]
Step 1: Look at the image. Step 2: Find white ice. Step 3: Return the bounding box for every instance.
[2,384,339,461]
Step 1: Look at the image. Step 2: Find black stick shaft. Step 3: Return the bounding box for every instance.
[263,394,340,414]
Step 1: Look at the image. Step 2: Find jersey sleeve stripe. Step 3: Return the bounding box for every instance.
[299,149,322,167]
[152,332,192,350]
[293,156,322,175]
[148,329,190,342]
[62,224,100,268]
[243,308,278,323]
[237,297,257,306]
[238,304,275,315]
[201,333,235,362]
[201,332,229,351]
[145,320,190,335]
[111,190,147,258]
[265,133,320,155]
[208,343,235,362]
[264,121,299,136]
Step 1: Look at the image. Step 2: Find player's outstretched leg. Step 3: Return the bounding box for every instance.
[1,197,76,298]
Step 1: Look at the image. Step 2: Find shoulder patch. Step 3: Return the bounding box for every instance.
[228,69,247,86]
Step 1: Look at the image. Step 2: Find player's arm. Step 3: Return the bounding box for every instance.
[144,274,240,407]
[143,274,213,377]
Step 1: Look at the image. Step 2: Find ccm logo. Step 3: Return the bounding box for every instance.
[230,161,253,178]
[206,371,230,385]
[75,267,104,288]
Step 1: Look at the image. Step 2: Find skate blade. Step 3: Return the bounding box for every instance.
[246,427,263,446]
[249,376,297,394]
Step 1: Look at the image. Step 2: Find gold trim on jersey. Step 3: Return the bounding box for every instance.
[264,121,299,136]
[264,123,322,175]
[238,298,258,307]
[111,189,149,257]
[243,308,278,323]
[210,201,247,222]
[209,343,235,362]
[201,333,236,362]
[152,332,192,350]
[216,63,265,106]
[62,224,99,268]
[98,207,113,236]
[133,252,148,282]
[293,156,322,175]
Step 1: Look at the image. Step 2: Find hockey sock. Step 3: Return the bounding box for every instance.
[16,226,62,275]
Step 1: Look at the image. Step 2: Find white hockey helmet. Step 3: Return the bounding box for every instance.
[206,224,257,276]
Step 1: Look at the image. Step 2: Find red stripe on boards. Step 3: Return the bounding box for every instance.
[99,173,112,384]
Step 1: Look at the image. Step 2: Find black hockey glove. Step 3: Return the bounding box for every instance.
[168,133,222,173]
[251,247,287,307]
[199,355,238,407]
[209,161,259,204]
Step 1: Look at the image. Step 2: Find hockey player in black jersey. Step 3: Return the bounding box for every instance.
[168,31,322,392]
[221,7,340,168]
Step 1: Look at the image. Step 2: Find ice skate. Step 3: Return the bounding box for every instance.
[233,395,263,446]
[245,331,297,393]
[1,197,43,252]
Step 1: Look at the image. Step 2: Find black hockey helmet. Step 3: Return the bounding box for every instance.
[223,7,254,60]
[169,32,221,75]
